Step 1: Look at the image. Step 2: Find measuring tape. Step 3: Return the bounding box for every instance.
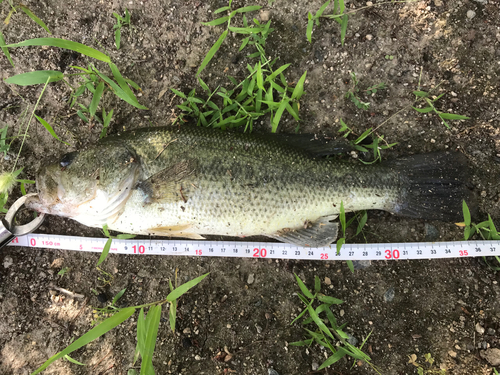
[6,233,500,260]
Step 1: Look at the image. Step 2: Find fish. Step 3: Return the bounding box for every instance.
[26,126,473,247]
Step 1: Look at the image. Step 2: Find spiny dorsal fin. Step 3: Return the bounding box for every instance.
[269,133,352,157]
[267,215,339,247]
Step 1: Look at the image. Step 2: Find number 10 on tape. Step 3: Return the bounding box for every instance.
[7,234,500,261]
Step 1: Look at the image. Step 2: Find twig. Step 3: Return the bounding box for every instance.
[50,286,85,299]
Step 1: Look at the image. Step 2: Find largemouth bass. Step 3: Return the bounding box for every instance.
[27,126,472,247]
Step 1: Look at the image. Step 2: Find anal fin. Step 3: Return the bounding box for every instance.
[267,215,339,247]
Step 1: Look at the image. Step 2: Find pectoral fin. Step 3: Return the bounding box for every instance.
[137,159,197,203]
[267,215,339,247]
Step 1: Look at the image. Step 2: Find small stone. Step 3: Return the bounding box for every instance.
[226,324,231,329]
[3,256,14,269]
[346,333,358,346]
[365,34,373,41]
[384,287,395,302]
[260,10,270,22]
[487,328,496,335]
[312,362,319,371]
[448,350,457,358]
[340,309,345,317]
[195,355,202,361]
[49,289,57,296]
[256,325,263,334]
[475,322,485,335]
[183,328,191,334]
[352,260,371,270]
[366,1,373,6]
[247,273,255,285]
[480,348,500,366]
[324,277,331,285]
[466,10,476,19]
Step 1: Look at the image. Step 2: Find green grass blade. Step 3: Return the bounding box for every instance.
[234,5,262,13]
[6,38,110,62]
[271,99,288,133]
[89,81,104,119]
[412,106,434,113]
[285,102,300,121]
[413,90,428,97]
[96,237,112,266]
[318,295,343,304]
[166,273,209,301]
[316,0,331,18]
[356,211,368,236]
[135,308,147,364]
[307,302,334,339]
[169,299,177,332]
[112,288,127,305]
[463,200,471,226]
[202,16,230,26]
[197,30,228,77]
[109,63,137,103]
[340,14,348,46]
[336,237,345,254]
[0,31,14,67]
[5,70,64,86]
[140,305,162,375]
[93,69,148,109]
[340,201,346,236]
[266,63,290,82]
[63,355,85,366]
[314,276,321,294]
[318,348,349,370]
[294,273,314,299]
[438,113,469,120]
[31,307,136,374]
[115,28,121,49]
[346,259,354,273]
[20,5,52,34]
[291,71,307,100]
[256,62,264,90]
[34,115,69,145]
[306,14,313,43]
[214,6,231,14]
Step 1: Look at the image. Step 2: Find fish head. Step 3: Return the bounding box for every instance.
[28,141,141,226]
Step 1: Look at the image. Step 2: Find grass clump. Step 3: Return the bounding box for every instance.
[461,201,500,271]
[408,353,446,374]
[171,1,306,133]
[290,274,380,373]
[31,272,209,375]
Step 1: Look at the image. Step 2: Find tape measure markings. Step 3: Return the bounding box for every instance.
[6,233,500,260]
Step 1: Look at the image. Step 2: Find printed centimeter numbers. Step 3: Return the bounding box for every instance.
[8,234,500,260]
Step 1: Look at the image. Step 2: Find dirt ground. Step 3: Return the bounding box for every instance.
[1,0,500,374]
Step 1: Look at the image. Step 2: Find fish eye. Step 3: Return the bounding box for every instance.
[59,151,78,168]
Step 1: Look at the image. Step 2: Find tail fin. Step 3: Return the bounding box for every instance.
[386,152,475,221]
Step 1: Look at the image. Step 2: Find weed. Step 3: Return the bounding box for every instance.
[31,273,209,374]
[172,4,306,132]
[307,0,348,45]
[460,201,500,270]
[99,224,136,266]
[336,201,369,272]
[57,267,70,278]
[412,90,469,128]
[408,353,446,374]
[290,274,380,373]
[345,72,386,111]
[113,9,131,49]
[307,0,419,46]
